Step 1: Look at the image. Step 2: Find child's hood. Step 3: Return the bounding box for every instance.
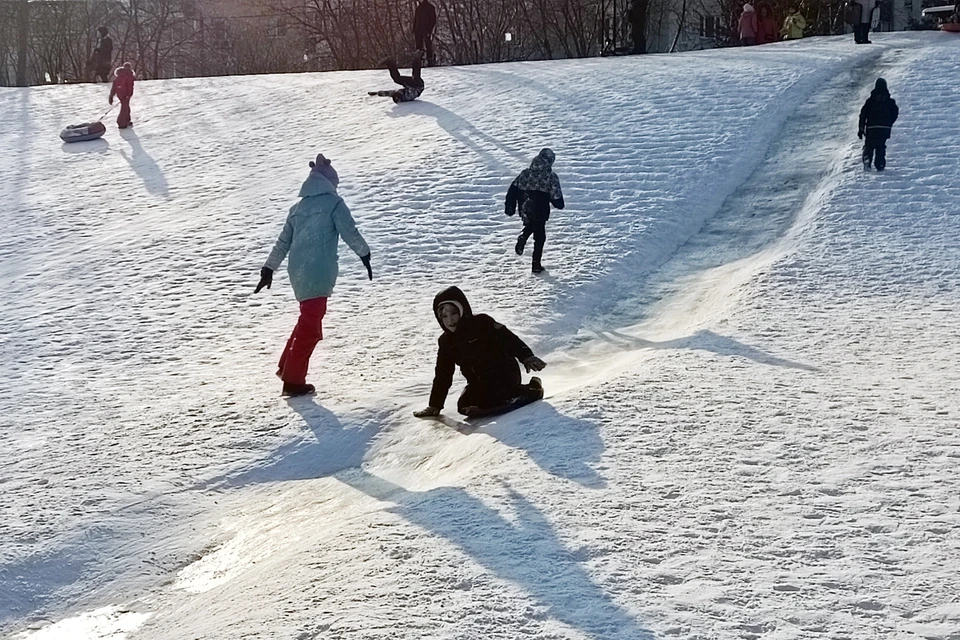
[298,172,339,198]
[433,286,473,332]
[871,77,890,99]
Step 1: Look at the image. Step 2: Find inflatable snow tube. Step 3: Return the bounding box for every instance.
[60,121,106,143]
[942,22,960,32]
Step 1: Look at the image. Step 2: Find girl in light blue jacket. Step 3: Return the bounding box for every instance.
[254,154,372,396]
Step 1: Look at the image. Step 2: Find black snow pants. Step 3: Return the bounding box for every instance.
[518,218,547,271]
[414,31,435,66]
[863,130,888,170]
[388,58,423,91]
[853,23,871,43]
[457,380,542,415]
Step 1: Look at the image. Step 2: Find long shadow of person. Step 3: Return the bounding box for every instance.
[467,401,607,489]
[387,100,527,172]
[199,398,382,490]
[341,469,655,639]
[118,128,170,198]
[596,328,820,372]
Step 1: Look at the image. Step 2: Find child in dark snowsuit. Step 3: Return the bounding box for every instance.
[505,148,565,274]
[108,62,135,129]
[368,54,424,103]
[413,286,546,419]
[858,78,899,171]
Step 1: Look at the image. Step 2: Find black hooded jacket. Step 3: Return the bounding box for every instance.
[505,149,565,224]
[859,79,899,139]
[414,0,437,36]
[428,286,535,409]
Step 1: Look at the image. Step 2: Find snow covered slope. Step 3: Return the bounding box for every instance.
[1,32,958,640]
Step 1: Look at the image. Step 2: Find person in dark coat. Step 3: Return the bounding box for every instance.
[413,0,438,67]
[858,78,899,171]
[108,62,135,129]
[89,27,113,83]
[505,148,565,274]
[368,54,424,103]
[413,286,546,419]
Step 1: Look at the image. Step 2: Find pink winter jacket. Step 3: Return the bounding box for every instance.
[740,10,759,38]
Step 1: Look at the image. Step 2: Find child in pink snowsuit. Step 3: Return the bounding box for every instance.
[108,62,135,129]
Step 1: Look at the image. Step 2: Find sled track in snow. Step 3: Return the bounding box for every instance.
[593,46,908,335]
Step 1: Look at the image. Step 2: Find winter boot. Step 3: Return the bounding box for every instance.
[515,235,526,255]
[532,264,545,274]
[529,376,544,399]
[282,382,316,397]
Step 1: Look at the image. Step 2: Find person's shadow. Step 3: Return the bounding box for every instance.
[461,401,607,488]
[199,398,381,489]
[594,328,821,372]
[388,101,527,172]
[118,128,170,198]
[340,469,655,639]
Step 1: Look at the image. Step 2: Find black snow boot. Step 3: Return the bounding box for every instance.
[515,235,526,255]
[532,264,545,274]
[282,382,316,397]
[529,376,544,398]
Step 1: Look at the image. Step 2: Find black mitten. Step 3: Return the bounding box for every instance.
[254,267,273,293]
[361,254,373,281]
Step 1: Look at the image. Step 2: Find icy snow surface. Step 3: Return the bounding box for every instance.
[1,32,959,640]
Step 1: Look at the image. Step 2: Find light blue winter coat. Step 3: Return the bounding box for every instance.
[263,173,370,302]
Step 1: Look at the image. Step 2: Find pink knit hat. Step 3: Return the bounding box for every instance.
[309,154,339,187]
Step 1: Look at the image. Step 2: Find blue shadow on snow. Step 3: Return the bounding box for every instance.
[341,470,655,640]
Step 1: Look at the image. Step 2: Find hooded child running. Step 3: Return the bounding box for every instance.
[413,287,546,419]
[505,148,565,274]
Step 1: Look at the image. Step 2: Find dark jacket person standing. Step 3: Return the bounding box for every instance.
[90,27,113,82]
[414,0,438,66]
[858,78,899,171]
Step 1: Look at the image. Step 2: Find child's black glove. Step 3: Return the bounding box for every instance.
[254,267,273,293]
[523,356,546,372]
[361,253,373,281]
[858,129,864,140]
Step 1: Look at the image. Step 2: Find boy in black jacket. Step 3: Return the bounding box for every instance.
[506,148,565,274]
[413,286,546,419]
[859,78,899,171]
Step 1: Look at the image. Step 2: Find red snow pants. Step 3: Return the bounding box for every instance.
[117,97,132,128]
[277,296,327,385]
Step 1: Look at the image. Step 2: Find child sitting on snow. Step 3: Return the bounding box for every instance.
[368,53,424,103]
[413,286,546,419]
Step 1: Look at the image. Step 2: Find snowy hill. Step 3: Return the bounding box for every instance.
[2,32,959,640]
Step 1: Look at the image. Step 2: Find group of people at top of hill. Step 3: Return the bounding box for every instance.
[738,0,879,46]
[738,2,800,44]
